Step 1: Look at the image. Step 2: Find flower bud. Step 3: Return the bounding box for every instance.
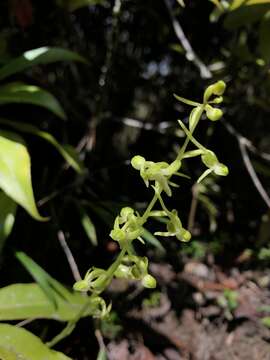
[73,279,90,292]
[214,163,229,176]
[142,274,157,288]
[205,105,223,121]
[204,81,226,103]
[131,155,145,170]
[201,151,218,168]
[110,229,126,242]
[212,80,226,96]
[180,228,191,242]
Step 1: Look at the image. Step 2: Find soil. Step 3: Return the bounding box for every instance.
[100,259,270,360]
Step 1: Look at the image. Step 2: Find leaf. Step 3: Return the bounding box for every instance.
[77,205,97,246]
[224,3,270,29]
[0,324,72,359]
[0,130,46,221]
[230,0,248,10]
[142,228,165,252]
[0,82,66,119]
[0,283,90,321]
[0,191,17,252]
[259,11,270,62]
[0,118,84,174]
[97,349,107,360]
[0,47,87,81]
[16,252,72,308]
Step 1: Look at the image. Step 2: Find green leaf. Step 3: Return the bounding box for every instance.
[78,205,98,246]
[16,252,72,308]
[259,11,270,62]
[0,130,46,221]
[97,349,107,360]
[142,228,165,253]
[0,191,17,252]
[0,283,90,321]
[0,47,87,81]
[0,324,72,359]
[0,118,84,174]
[0,82,66,119]
[224,3,270,29]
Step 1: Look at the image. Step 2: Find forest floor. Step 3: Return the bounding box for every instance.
[101,257,270,360]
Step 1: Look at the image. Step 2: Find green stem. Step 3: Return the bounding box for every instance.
[141,104,205,225]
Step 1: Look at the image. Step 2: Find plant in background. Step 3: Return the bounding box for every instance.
[0,46,86,252]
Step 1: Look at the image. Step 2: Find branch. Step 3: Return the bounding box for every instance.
[164,0,212,79]
[224,121,270,208]
[57,230,82,282]
[239,138,270,208]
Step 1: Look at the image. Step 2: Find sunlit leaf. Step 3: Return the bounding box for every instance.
[0,118,84,174]
[0,82,66,119]
[0,130,46,221]
[0,191,17,252]
[0,324,72,359]
[0,283,90,321]
[0,47,87,81]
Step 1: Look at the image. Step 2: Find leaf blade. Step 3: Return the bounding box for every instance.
[0,82,66,119]
[0,47,87,81]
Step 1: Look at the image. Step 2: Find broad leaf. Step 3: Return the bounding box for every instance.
[0,131,45,221]
[0,47,87,81]
[0,191,17,252]
[0,82,66,119]
[0,283,91,321]
[0,118,84,173]
[0,324,71,360]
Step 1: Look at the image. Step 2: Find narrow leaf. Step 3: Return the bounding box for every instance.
[0,324,72,359]
[78,205,97,246]
[142,228,165,252]
[0,82,66,119]
[16,252,61,308]
[0,47,87,81]
[0,191,17,252]
[0,130,46,221]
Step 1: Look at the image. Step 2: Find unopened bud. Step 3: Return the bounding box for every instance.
[142,274,157,288]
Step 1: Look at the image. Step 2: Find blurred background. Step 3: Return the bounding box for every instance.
[1,0,270,359]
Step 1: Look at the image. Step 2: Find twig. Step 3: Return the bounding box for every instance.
[95,329,107,355]
[224,121,270,162]
[239,138,270,208]
[223,121,270,208]
[164,0,212,79]
[16,318,36,328]
[57,230,82,282]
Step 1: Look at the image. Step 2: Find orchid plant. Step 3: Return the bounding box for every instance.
[74,80,229,316]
